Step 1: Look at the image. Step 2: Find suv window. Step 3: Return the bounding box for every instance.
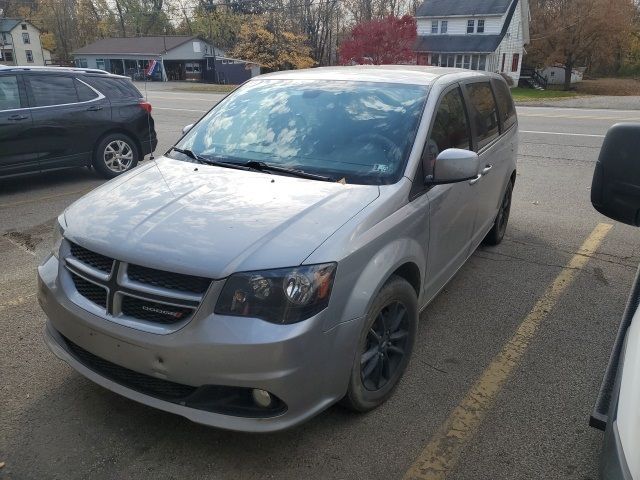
[84,76,142,99]
[0,75,21,110]
[28,75,78,106]
[466,82,500,149]
[74,79,99,102]
[492,79,516,131]
[424,86,471,173]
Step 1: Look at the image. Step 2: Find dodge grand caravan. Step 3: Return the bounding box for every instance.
[38,66,518,431]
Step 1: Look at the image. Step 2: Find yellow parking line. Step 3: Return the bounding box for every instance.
[0,188,90,209]
[403,222,613,480]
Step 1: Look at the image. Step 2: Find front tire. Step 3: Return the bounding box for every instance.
[484,179,513,246]
[341,275,418,412]
[93,133,139,179]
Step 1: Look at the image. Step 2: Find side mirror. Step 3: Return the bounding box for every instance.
[592,123,640,226]
[427,148,480,185]
[182,123,194,135]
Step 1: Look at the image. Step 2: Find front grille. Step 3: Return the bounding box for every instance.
[70,272,107,308]
[69,242,114,273]
[61,334,287,417]
[64,335,196,399]
[121,295,193,324]
[128,264,211,294]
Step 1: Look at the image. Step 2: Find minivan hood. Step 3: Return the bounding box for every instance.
[64,157,379,278]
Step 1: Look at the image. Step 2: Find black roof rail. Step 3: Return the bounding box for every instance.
[0,66,110,75]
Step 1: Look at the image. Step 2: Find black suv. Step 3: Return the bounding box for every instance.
[0,66,157,179]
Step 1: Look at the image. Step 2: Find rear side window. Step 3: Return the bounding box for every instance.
[85,76,142,100]
[424,86,471,173]
[0,75,21,110]
[28,75,78,106]
[465,82,500,149]
[74,79,99,102]
[492,79,516,131]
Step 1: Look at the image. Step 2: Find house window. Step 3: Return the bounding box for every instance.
[501,53,506,72]
[22,32,30,44]
[471,55,479,70]
[431,20,438,34]
[478,55,487,70]
[2,51,14,62]
[467,20,475,33]
[76,58,88,68]
[25,50,33,62]
[441,20,448,33]
[477,19,485,33]
[463,55,471,69]
[2,33,12,44]
[21,24,27,30]
[96,59,105,70]
[512,53,520,72]
[455,54,463,68]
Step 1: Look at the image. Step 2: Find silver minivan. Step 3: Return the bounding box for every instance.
[38,66,517,432]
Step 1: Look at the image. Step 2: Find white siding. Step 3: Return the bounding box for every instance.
[492,0,525,83]
[416,15,502,35]
[3,22,46,66]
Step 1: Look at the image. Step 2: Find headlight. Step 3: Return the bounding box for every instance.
[51,220,64,259]
[215,263,336,324]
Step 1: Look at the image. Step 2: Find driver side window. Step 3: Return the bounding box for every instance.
[424,87,471,176]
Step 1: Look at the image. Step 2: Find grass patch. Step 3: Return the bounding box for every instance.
[511,87,579,102]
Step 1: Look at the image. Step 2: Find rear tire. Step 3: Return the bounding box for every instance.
[484,179,513,246]
[93,133,139,179]
[341,275,418,412]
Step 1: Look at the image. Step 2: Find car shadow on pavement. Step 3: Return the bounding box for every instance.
[0,167,104,198]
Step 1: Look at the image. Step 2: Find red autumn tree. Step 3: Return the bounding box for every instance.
[339,15,417,65]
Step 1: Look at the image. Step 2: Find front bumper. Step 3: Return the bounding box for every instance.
[38,254,363,432]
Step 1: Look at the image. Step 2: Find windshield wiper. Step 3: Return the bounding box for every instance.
[241,161,334,182]
[166,147,250,172]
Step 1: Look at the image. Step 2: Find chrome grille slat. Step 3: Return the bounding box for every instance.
[63,242,211,325]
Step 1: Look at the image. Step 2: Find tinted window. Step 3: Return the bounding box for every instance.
[0,75,21,110]
[176,79,429,185]
[85,77,141,100]
[466,82,499,148]
[424,87,471,173]
[28,75,78,106]
[74,79,99,101]
[493,79,516,130]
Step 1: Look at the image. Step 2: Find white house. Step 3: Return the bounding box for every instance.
[0,19,49,66]
[414,0,530,84]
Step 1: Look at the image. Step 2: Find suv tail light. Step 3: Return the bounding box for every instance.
[139,101,152,113]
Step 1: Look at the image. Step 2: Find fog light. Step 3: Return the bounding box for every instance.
[252,388,272,408]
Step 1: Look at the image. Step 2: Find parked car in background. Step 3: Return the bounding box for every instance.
[0,66,156,179]
[38,66,517,432]
[590,123,640,480]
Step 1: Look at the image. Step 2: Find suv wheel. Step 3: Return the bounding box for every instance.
[341,275,418,412]
[93,133,139,178]
[484,179,513,246]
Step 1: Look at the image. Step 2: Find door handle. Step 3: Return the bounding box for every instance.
[481,164,493,175]
[469,174,482,185]
[86,105,103,111]
[7,114,28,121]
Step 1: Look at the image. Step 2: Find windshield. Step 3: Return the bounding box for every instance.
[173,79,429,185]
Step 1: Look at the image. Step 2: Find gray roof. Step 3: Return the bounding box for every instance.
[0,18,21,32]
[73,36,203,55]
[415,0,518,53]
[415,34,502,53]
[416,0,511,16]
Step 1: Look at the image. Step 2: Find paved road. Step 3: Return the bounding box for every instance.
[1,87,639,480]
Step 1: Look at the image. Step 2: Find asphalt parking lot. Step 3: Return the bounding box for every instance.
[2,85,639,480]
